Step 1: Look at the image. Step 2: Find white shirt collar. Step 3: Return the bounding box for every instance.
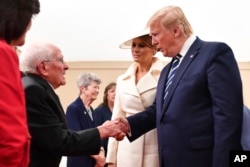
[179,34,196,58]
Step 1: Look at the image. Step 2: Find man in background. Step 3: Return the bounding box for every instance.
[19,41,127,167]
[241,105,250,150]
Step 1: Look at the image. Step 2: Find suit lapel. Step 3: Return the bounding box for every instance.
[160,38,201,119]
[76,97,95,125]
[121,77,140,97]
[120,58,163,97]
[137,72,159,94]
[25,73,67,128]
[47,86,67,128]
[157,62,172,108]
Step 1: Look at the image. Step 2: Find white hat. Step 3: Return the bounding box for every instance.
[119,28,150,49]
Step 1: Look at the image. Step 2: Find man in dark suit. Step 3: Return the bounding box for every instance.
[118,6,243,167]
[19,42,127,167]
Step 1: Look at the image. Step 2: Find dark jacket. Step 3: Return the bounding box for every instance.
[22,73,101,167]
[94,105,112,156]
[65,97,96,167]
[127,37,243,167]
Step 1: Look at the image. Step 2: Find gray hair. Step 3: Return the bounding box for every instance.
[77,72,102,89]
[19,42,60,73]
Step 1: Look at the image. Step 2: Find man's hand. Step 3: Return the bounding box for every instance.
[97,117,129,140]
[91,147,106,167]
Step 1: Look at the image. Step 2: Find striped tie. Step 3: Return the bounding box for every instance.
[163,54,182,102]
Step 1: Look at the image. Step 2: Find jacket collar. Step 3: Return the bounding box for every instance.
[120,57,163,81]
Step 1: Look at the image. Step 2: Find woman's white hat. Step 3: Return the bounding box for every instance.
[119,28,150,49]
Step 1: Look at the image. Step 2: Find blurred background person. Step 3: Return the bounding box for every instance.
[20,42,126,167]
[241,105,250,150]
[66,72,105,167]
[0,0,40,166]
[106,29,163,167]
[94,82,117,158]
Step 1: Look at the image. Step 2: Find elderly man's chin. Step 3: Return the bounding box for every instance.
[61,79,67,86]
[61,82,66,86]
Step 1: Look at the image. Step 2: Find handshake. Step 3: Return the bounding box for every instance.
[97,117,129,141]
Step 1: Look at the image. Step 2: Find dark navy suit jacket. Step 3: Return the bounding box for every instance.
[241,105,250,150]
[94,105,112,156]
[66,97,96,167]
[127,37,243,167]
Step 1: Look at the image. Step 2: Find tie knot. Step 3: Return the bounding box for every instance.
[175,54,182,60]
[172,54,181,66]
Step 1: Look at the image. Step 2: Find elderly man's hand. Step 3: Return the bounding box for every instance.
[97,118,129,140]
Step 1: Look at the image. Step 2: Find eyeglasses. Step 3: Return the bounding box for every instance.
[44,57,65,64]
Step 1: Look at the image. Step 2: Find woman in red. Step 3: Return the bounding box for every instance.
[0,1,40,166]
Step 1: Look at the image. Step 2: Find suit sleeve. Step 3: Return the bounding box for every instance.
[25,84,101,156]
[207,43,243,167]
[126,100,157,141]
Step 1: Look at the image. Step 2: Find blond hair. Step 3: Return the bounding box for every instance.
[146,6,193,36]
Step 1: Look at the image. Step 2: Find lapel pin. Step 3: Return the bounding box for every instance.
[190,54,194,58]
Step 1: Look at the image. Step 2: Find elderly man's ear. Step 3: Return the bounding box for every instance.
[37,61,49,76]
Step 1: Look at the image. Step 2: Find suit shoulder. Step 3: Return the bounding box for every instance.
[200,39,232,50]
[22,75,42,89]
[94,105,108,113]
[66,98,85,113]
[66,101,80,111]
